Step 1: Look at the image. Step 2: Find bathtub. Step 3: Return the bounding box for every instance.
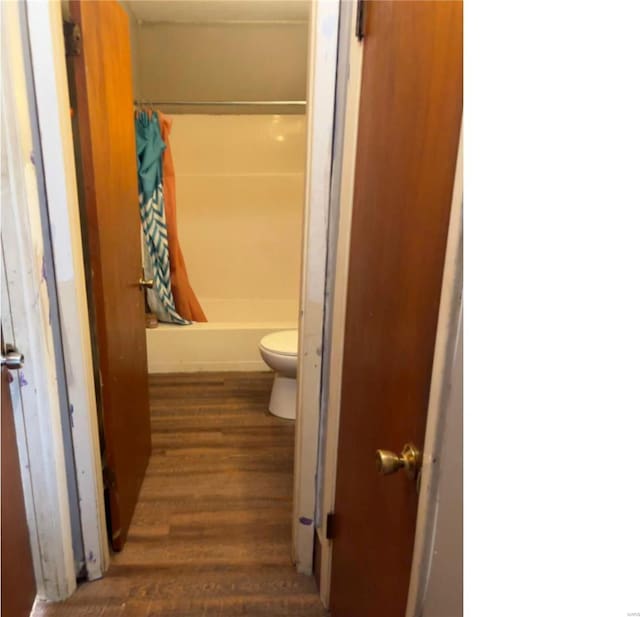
[146,114,305,374]
[146,298,298,373]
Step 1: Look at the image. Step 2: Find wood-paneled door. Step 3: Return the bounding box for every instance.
[1,352,37,617]
[330,2,463,616]
[67,0,150,551]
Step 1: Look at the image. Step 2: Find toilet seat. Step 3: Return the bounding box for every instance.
[259,330,298,357]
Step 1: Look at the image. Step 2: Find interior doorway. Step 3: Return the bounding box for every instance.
[28,0,334,613]
[12,0,462,610]
[61,0,320,590]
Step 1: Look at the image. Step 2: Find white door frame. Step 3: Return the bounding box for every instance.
[15,0,341,586]
[1,0,79,600]
[405,132,463,616]
[315,0,364,602]
[1,0,109,600]
[25,0,110,582]
[293,0,340,574]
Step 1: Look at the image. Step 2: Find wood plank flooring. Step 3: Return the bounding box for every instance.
[34,372,327,617]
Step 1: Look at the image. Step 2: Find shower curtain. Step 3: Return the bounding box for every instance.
[157,112,207,322]
[135,111,189,325]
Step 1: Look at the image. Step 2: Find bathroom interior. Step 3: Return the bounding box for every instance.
[127,0,308,419]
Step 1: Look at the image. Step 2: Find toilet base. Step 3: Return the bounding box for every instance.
[268,374,297,420]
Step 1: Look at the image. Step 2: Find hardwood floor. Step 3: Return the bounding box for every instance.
[34,372,327,617]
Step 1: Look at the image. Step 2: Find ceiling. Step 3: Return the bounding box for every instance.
[123,0,310,23]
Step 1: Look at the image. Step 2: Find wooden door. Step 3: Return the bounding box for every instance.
[68,0,151,551]
[330,2,463,615]
[2,361,37,617]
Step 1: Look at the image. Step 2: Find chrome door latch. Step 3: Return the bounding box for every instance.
[1,343,24,370]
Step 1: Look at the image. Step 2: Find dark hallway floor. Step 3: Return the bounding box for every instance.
[34,372,326,617]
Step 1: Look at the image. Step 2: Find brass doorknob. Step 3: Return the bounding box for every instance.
[138,278,154,289]
[375,443,421,479]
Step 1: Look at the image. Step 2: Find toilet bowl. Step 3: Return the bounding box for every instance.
[258,329,298,420]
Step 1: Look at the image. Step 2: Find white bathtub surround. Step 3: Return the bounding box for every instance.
[170,114,305,303]
[258,330,299,420]
[145,114,305,373]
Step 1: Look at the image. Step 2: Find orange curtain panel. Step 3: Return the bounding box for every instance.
[157,112,207,322]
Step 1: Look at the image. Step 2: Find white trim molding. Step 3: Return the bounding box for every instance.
[293,0,340,574]
[316,0,365,604]
[25,0,109,580]
[0,0,77,600]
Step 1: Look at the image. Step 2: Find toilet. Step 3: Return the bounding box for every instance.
[258,329,298,420]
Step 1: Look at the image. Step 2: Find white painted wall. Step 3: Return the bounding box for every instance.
[124,0,310,23]
[127,2,309,115]
[126,3,141,100]
[135,22,308,104]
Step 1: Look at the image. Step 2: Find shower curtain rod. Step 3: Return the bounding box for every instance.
[133,99,306,107]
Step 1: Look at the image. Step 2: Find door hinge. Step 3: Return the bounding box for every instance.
[63,20,82,56]
[355,0,366,41]
[326,512,336,540]
[102,465,116,490]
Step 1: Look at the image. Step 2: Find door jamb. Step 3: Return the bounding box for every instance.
[405,131,463,616]
[25,0,110,581]
[19,0,344,589]
[317,2,363,607]
[0,0,78,600]
[293,0,341,574]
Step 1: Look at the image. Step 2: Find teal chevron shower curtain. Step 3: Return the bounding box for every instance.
[135,111,189,325]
